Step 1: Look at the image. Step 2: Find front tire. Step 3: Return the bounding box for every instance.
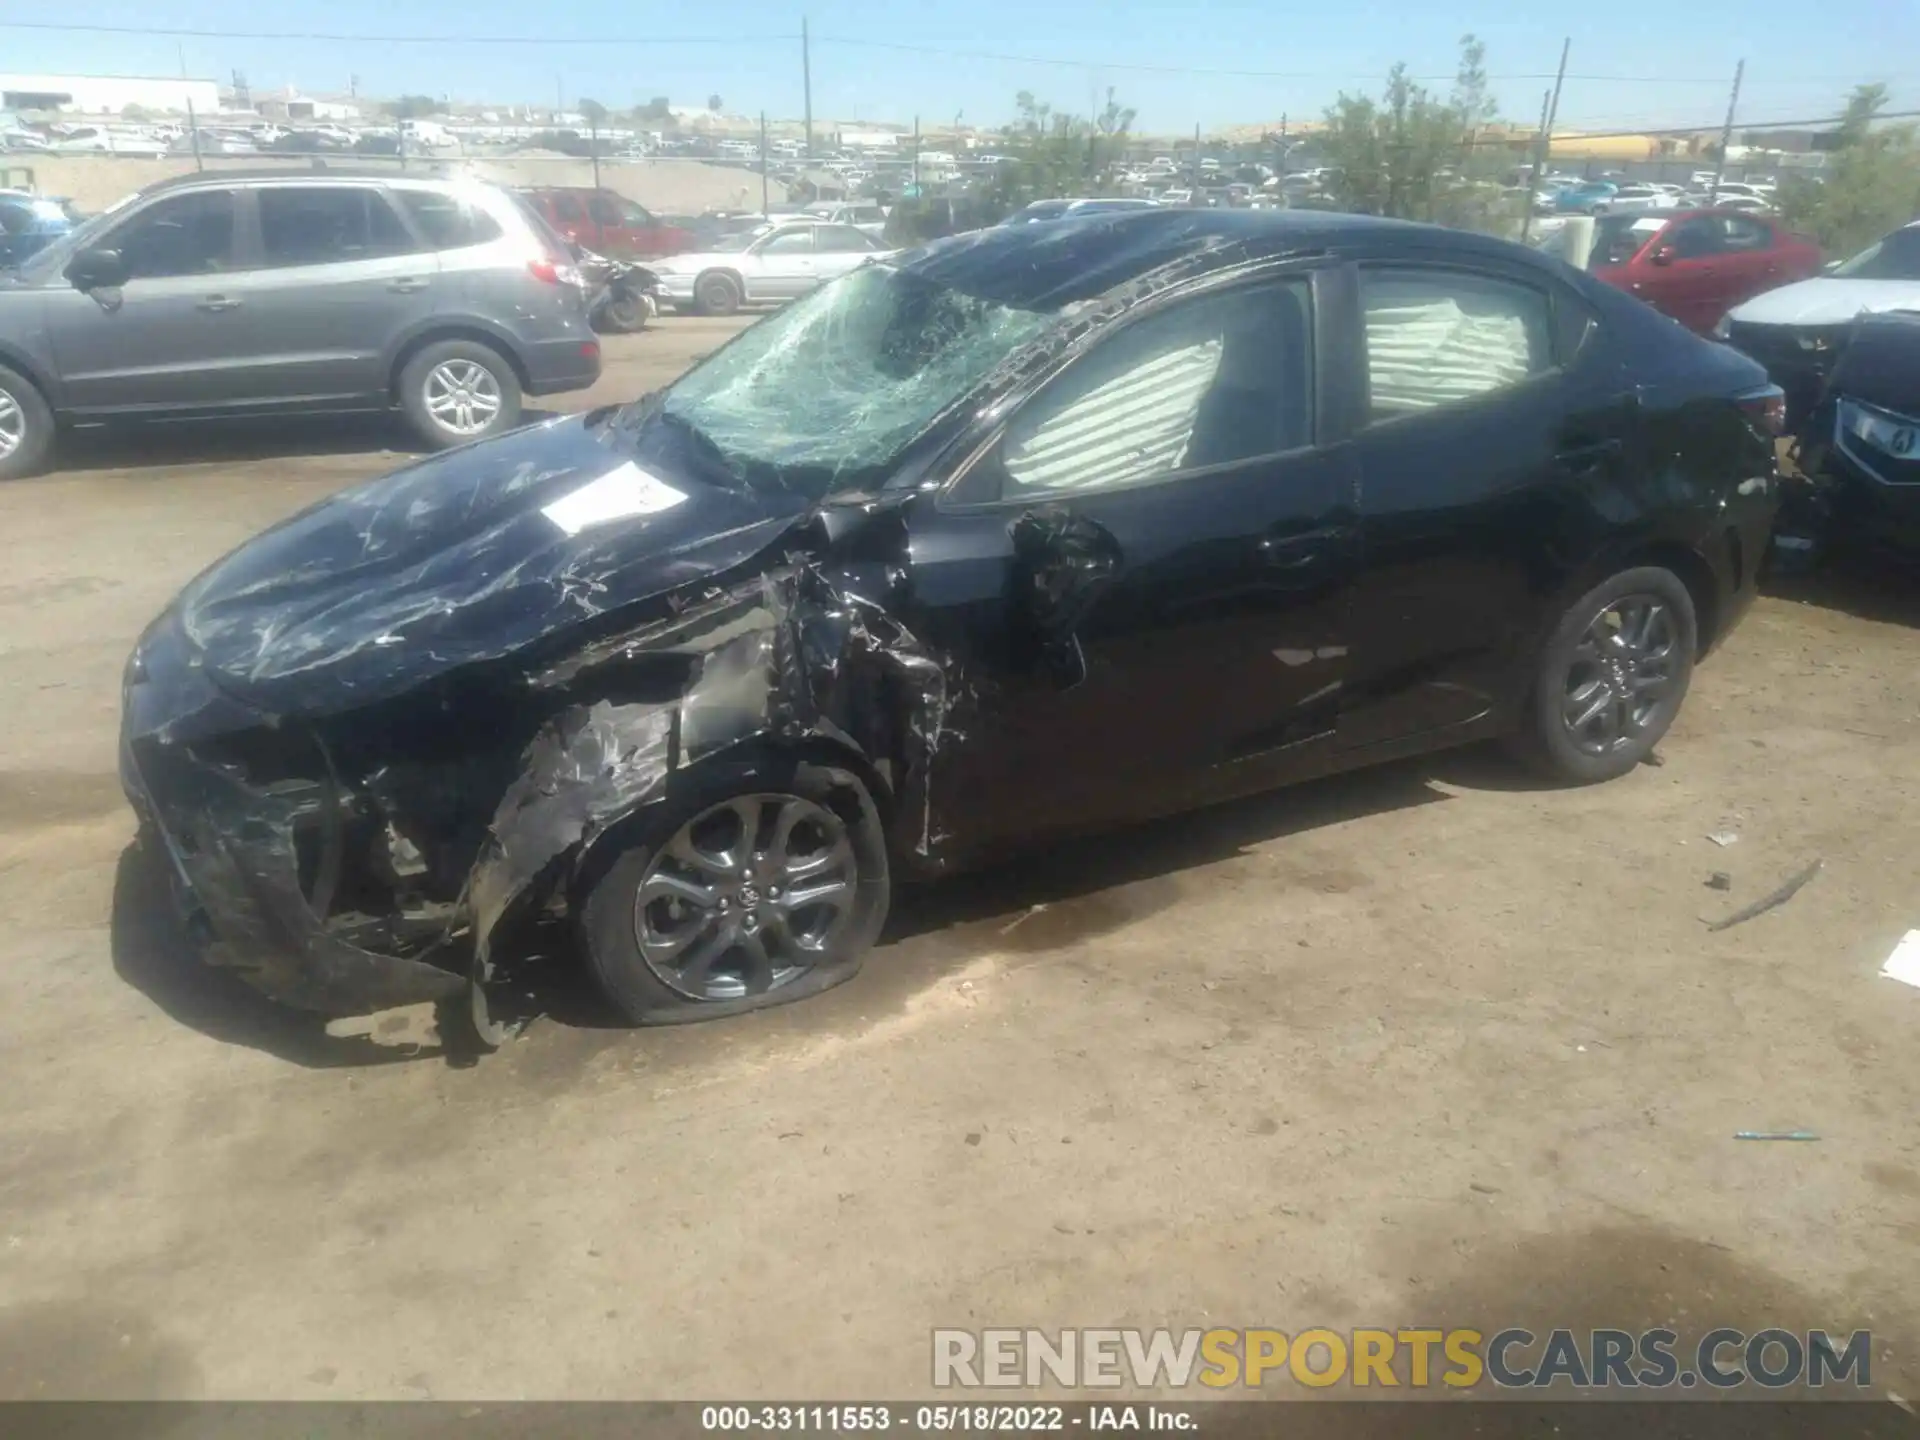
[694,270,743,316]
[0,364,55,480]
[579,755,890,1025]
[1511,567,1697,783]
[398,339,522,450]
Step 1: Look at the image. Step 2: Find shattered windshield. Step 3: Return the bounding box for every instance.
[655,264,1054,498]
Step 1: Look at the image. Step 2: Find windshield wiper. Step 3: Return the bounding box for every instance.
[654,407,743,489]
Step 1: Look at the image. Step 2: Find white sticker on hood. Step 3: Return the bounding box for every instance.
[542,462,688,536]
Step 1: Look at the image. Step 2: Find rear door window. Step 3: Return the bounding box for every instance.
[1360,268,1553,423]
[551,193,588,224]
[393,190,504,250]
[258,186,420,267]
[1719,215,1772,252]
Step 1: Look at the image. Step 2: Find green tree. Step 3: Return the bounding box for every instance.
[636,97,672,122]
[386,95,442,120]
[579,98,609,126]
[1317,35,1521,235]
[1778,85,1920,258]
[989,87,1137,207]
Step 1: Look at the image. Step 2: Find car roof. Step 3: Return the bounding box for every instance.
[896,207,1541,310]
[126,166,471,195]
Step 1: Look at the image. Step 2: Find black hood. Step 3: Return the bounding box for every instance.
[178,414,808,716]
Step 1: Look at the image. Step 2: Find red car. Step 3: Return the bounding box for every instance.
[518,186,693,260]
[1582,208,1822,333]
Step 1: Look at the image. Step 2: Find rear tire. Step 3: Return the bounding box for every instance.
[1508,567,1697,784]
[578,753,890,1026]
[398,339,522,450]
[0,364,54,480]
[694,270,743,316]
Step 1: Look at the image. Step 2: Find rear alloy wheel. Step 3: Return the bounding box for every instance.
[0,364,54,480]
[399,339,522,450]
[1512,567,1696,783]
[694,270,742,316]
[580,758,889,1024]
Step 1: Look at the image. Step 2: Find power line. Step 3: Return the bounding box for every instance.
[0,18,1900,90]
[0,19,777,45]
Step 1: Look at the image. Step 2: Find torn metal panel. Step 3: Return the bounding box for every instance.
[465,561,968,977]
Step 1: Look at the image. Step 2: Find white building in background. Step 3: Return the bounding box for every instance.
[0,73,222,116]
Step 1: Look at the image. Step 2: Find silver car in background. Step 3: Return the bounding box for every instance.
[0,168,601,478]
[650,220,891,315]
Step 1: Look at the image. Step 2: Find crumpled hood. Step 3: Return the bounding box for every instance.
[177,414,808,716]
[1730,277,1920,327]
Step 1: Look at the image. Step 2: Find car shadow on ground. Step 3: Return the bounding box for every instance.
[1764,555,1920,629]
[110,744,1528,1067]
[108,842,432,1069]
[54,408,568,473]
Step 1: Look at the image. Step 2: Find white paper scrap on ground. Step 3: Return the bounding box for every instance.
[543,462,688,536]
[1880,931,1920,989]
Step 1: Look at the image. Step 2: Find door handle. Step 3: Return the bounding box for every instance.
[1555,438,1623,472]
[387,277,430,294]
[1259,525,1343,568]
[197,295,242,312]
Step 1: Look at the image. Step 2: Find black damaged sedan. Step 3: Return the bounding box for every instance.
[121,209,1784,1042]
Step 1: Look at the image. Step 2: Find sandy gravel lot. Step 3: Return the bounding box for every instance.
[1,319,1916,1408]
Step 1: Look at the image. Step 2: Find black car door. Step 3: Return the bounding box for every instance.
[900,269,1361,851]
[1335,254,1636,752]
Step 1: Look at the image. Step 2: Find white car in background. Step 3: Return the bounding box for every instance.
[805,200,889,237]
[48,126,167,158]
[651,220,892,315]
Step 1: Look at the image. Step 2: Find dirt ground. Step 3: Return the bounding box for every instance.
[1,318,1918,1404]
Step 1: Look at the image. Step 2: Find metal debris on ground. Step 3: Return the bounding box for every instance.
[1879,930,1920,990]
[1705,857,1823,932]
[1706,831,1740,847]
[1734,1131,1820,1142]
[1706,872,1732,891]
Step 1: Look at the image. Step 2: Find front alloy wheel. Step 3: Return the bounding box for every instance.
[578,757,891,1025]
[634,794,858,1002]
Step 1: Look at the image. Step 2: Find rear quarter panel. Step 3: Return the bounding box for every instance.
[1576,281,1779,651]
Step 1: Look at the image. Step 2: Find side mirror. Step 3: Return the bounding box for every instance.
[1821,259,1841,275]
[1009,506,1123,689]
[1649,245,1676,267]
[65,246,127,290]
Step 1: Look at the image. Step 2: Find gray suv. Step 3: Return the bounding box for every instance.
[0,169,602,478]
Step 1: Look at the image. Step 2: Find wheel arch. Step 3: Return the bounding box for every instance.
[0,342,60,414]
[1611,538,1721,657]
[387,322,531,403]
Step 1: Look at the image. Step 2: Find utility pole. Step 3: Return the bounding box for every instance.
[1709,59,1745,203]
[1521,39,1572,236]
[760,111,771,214]
[1518,87,1551,243]
[590,109,601,190]
[1193,122,1202,194]
[554,74,564,120]
[912,114,921,192]
[186,97,203,171]
[801,16,814,161]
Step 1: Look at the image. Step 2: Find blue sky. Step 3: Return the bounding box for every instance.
[6,0,1914,134]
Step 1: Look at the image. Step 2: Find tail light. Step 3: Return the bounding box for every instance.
[1738,385,1787,437]
[528,257,584,287]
